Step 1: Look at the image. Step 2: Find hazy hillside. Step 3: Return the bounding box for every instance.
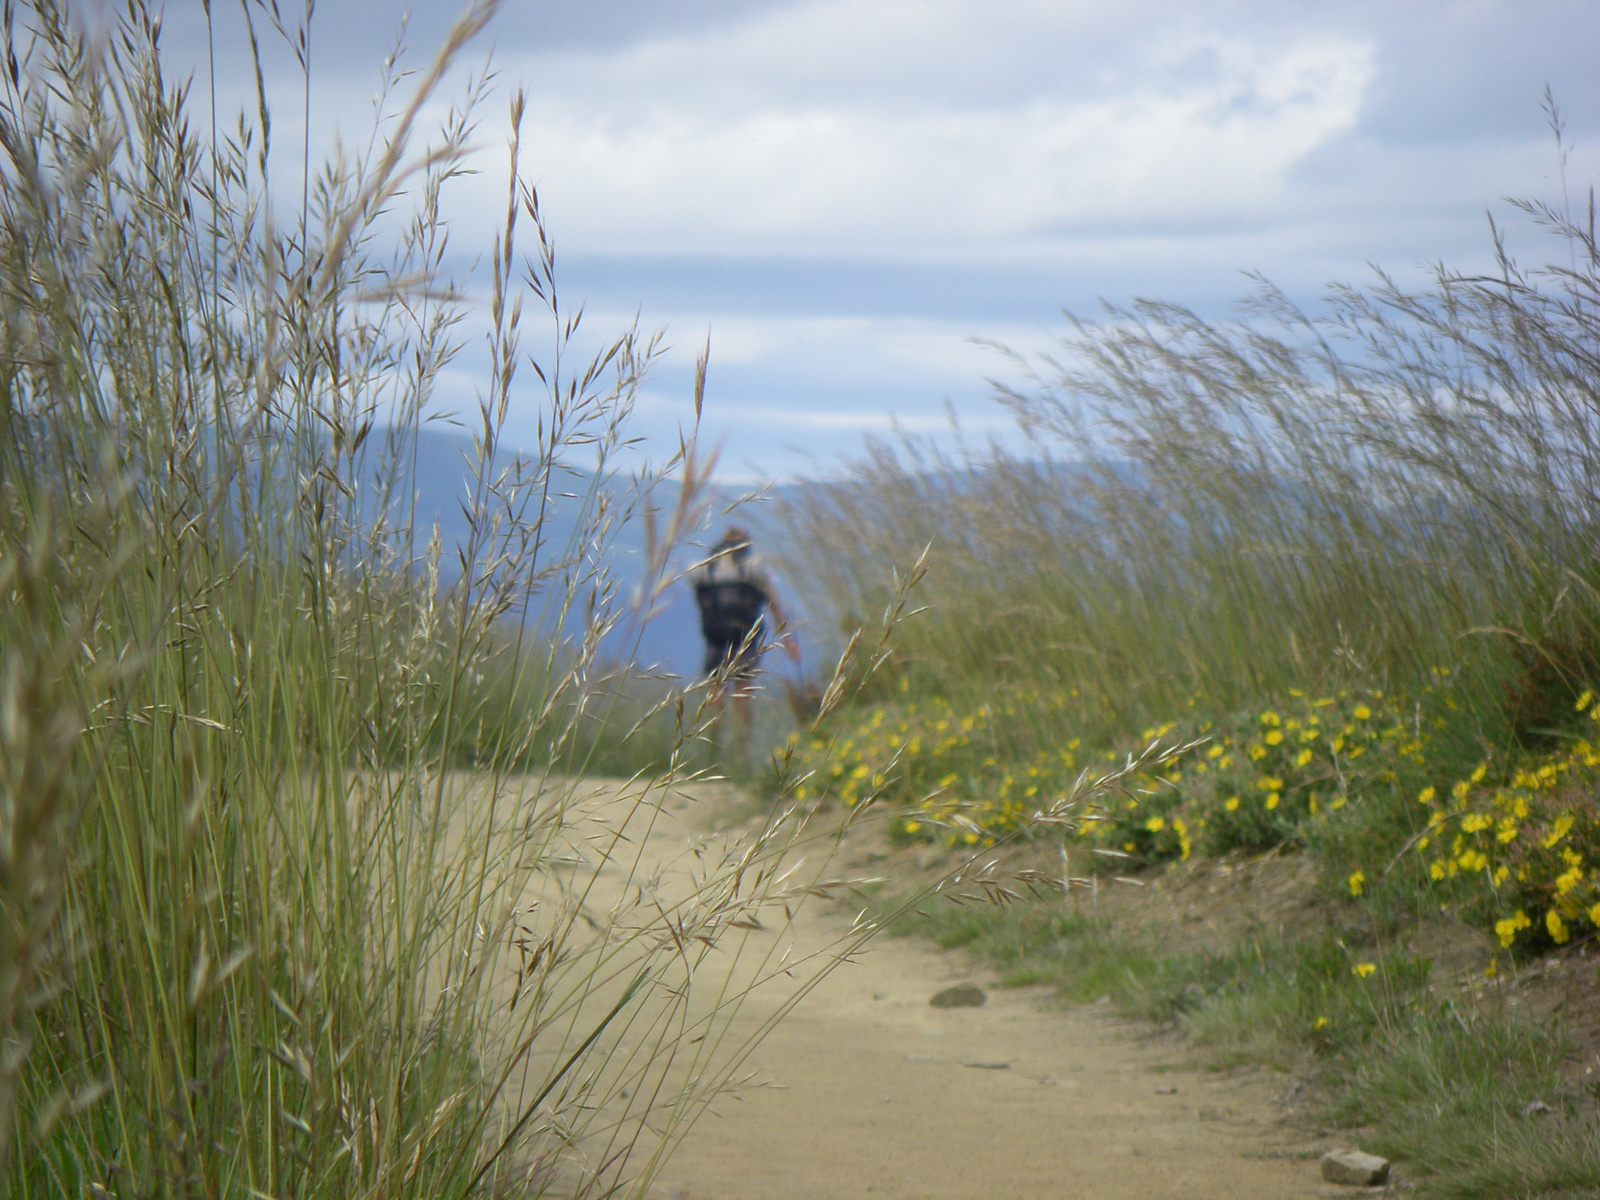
[361,424,813,680]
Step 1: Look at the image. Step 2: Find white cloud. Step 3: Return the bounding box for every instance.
[641,394,1004,435]
[162,0,1600,483]
[631,312,1042,370]
[493,4,1375,255]
[206,0,1589,277]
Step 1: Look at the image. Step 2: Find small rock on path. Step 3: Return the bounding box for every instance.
[1321,1149,1391,1187]
[930,983,987,1008]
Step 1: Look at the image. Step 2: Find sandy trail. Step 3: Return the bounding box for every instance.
[650,910,1316,1200]
[499,780,1325,1199]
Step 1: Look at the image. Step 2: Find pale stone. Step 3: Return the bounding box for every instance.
[1320,1149,1390,1186]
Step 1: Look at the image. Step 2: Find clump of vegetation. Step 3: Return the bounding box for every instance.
[1503,633,1600,749]
[787,678,1436,856]
[780,146,1600,941]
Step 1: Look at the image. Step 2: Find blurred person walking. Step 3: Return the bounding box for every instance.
[691,525,800,753]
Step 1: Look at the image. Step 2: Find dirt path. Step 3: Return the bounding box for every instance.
[501,780,1328,1199]
[648,902,1318,1200]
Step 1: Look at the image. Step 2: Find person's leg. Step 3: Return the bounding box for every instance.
[730,680,755,749]
[724,631,765,755]
[708,678,729,749]
[704,641,732,751]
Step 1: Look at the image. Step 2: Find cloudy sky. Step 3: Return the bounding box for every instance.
[163,0,1600,479]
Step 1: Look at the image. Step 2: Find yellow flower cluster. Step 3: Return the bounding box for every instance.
[1413,701,1600,950]
[793,665,1600,958]
[790,681,1423,859]
[785,685,1087,845]
[1161,688,1421,856]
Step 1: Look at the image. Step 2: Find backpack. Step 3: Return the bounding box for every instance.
[694,557,768,645]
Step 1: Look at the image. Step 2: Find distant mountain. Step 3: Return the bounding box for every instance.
[355,427,1143,684]
[354,424,813,681]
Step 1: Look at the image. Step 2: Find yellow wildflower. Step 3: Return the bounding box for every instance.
[1352,963,1377,978]
[1296,748,1313,767]
[1547,909,1570,944]
[1461,813,1490,833]
[1145,816,1166,833]
[1494,910,1530,947]
[1578,690,1594,712]
[1347,870,1366,897]
[1225,796,1240,812]
[1353,704,1372,720]
[1260,711,1281,727]
[1312,1016,1329,1030]
[1265,730,1284,746]
[1543,814,1575,848]
[1265,792,1281,810]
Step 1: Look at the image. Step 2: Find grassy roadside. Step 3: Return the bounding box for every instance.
[766,142,1600,1198]
[876,854,1600,1200]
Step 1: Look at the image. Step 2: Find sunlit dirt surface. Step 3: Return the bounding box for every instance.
[484,778,1322,1200]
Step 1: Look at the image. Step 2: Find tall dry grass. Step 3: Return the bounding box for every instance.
[0,3,958,1196]
[782,189,1600,749]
